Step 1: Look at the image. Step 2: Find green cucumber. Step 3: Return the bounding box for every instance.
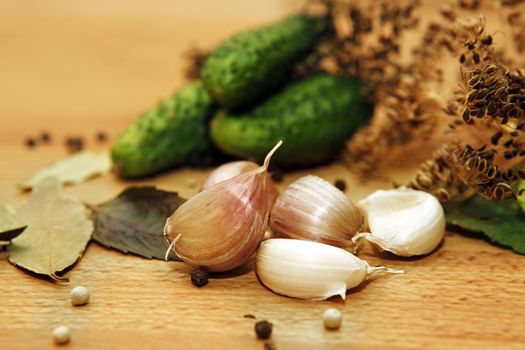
[201,14,329,108]
[210,74,372,167]
[111,81,214,178]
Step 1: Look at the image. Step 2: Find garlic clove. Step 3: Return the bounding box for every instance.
[355,188,445,257]
[255,239,402,300]
[201,160,279,208]
[269,175,363,247]
[164,141,282,272]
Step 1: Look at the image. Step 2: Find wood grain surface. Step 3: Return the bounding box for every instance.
[1,1,524,349]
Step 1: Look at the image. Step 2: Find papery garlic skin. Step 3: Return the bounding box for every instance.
[201,160,279,207]
[201,161,258,190]
[255,239,402,300]
[269,175,363,247]
[356,188,445,257]
[164,142,282,272]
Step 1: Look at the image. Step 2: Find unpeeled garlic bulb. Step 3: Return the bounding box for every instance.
[269,175,363,247]
[255,239,402,300]
[164,141,282,272]
[201,160,279,207]
[354,188,445,257]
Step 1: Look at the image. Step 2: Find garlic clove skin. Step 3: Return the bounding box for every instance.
[201,160,279,208]
[356,188,445,257]
[164,141,282,272]
[201,161,258,190]
[255,239,402,300]
[269,175,363,247]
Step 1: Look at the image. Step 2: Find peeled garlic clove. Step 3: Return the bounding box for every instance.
[201,160,279,207]
[255,239,402,300]
[269,175,363,247]
[164,141,282,272]
[355,188,445,257]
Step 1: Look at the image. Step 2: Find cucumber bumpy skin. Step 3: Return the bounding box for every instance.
[201,14,328,108]
[111,81,215,178]
[210,74,373,167]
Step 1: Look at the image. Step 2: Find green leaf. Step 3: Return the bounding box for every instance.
[7,177,93,281]
[91,187,185,260]
[0,206,27,243]
[444,195,525,254]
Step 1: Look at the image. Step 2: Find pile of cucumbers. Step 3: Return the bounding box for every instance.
[111,14,373,179]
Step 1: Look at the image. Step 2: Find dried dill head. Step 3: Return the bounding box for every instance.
[408,11,525,202]
[407,143,525,201]
[308,0,525,201]
[183,46,209,81]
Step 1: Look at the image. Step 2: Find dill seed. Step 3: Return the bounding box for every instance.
[191,268,208,287]
[255,320,272,340]
[490,131,503,145]
[481,35,492,45]
[243,314,256,319]
[334,179,347,192]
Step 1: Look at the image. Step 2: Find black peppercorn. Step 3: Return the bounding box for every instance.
[40,131,51,143]
[25,137,37,148]
[264,341,276,350]
[190,268,208,287]
[96,131,108,142]
[270,169,284,183]
[255,320,272,340]
[65,136,85,153]
[334,179,346,192]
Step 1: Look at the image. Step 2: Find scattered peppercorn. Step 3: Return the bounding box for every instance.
[190,268,209,287]
[40,131,51,143]
[70,286,90,306]
[65,137,85,153]
[323,308,342,330]
[264,341,276,350]
[25,137,37,148]
[52,325,71,345]
[334,179,346,192]
[96,131,108,142]
[270,169,284,183]
[255,320,272,340]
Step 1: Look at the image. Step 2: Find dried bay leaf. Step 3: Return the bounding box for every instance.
[19,151,111,190]
[0,205,27,243]
[91,187,185,260]
[445,195,525,254]
[7,177,93,281]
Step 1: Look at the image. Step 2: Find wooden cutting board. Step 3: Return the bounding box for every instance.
[0,1,524,349]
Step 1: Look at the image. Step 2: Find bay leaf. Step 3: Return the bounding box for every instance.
[19,151,111,190]
[7,177,93,281]
[444,195,525,254]
[91,187,185,260]
[0,205,27,243]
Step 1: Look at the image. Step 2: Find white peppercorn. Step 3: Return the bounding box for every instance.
[323,308,342,330]
[52,325,71,345]
[70,286,90,306]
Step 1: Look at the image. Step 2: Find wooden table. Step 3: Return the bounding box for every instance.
[1,1,524,349]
